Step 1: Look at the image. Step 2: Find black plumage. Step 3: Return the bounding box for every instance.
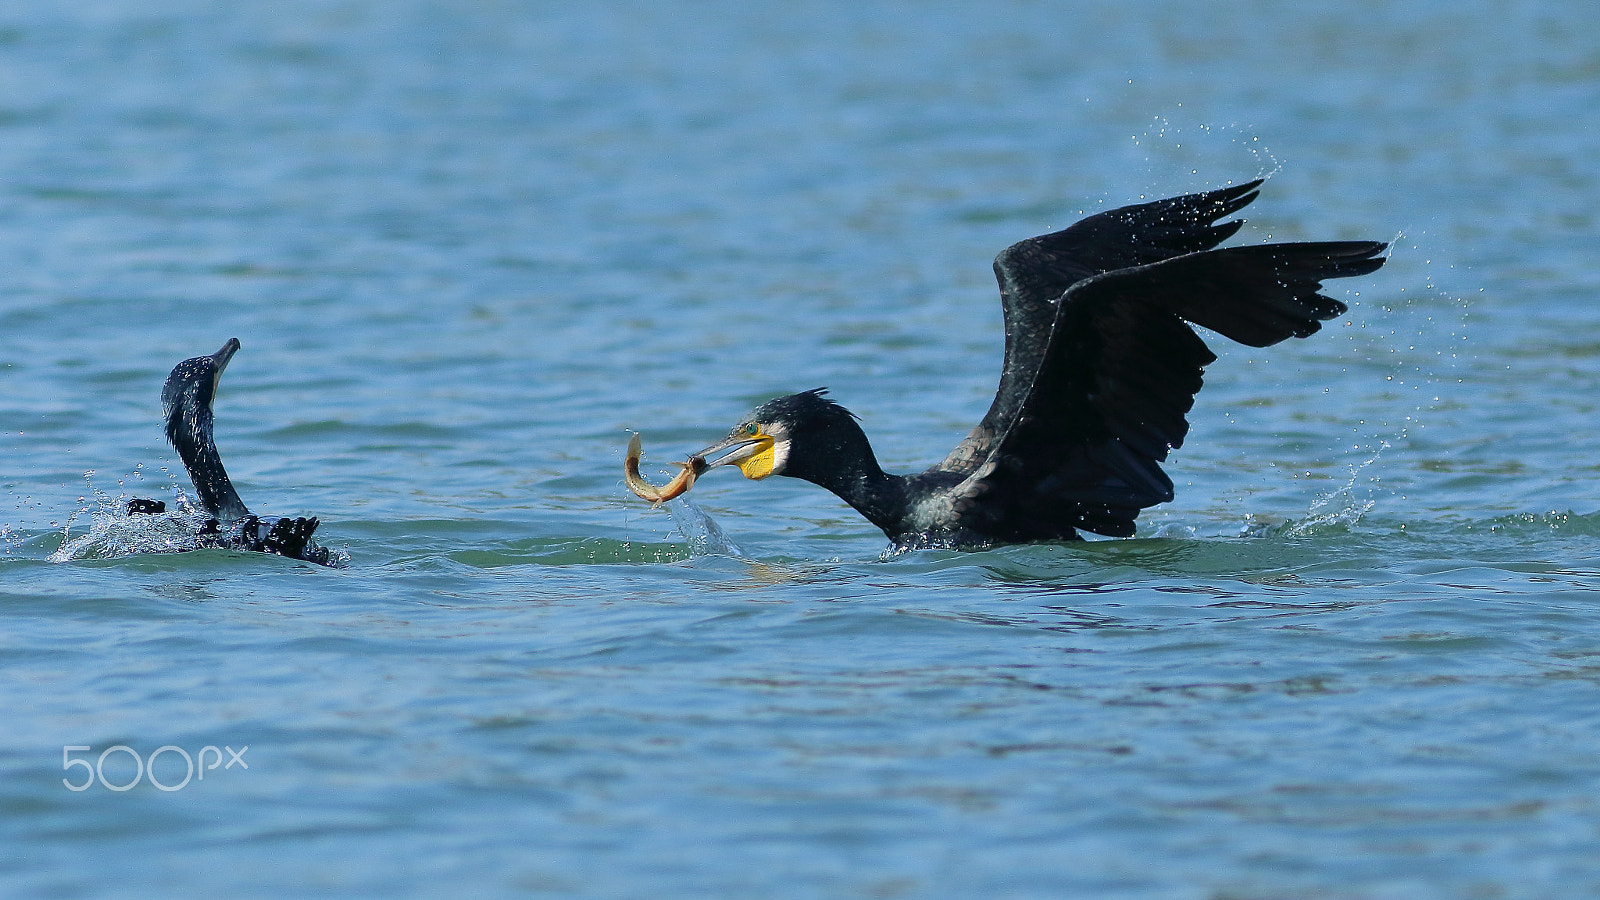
[689,180,1386,549]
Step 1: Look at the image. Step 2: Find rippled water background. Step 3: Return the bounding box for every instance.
[4,2,1600,897]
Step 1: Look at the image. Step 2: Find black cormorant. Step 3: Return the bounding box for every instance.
[133,338,331,565]
[682,180,1387,548]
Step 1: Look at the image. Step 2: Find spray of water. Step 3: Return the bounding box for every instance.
[49,484,213,562]
[44,470,351,566]
[664,496,745,558]
[1285,441,1389,536]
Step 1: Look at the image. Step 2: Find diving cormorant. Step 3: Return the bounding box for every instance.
[682,180,1387,548]
[136,338,331,564]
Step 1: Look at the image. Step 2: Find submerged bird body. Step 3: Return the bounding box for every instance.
[687,181,1387,548]
[143,339,331,565]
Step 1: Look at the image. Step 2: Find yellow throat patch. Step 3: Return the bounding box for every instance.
[736,433,777,479]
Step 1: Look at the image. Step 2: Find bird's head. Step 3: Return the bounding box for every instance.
[161,337,240,446]
[693,389,869,485]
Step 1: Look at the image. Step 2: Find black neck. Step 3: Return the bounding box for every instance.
[169,407,251,523]
[783,423,908,536]
[810,468,909,537]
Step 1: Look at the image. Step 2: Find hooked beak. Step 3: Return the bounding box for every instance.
[208,338,241,407]
[693,422,782,480]
[694,433,767,470]
[212,338,241,375]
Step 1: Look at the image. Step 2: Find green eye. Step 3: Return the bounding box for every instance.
[746,423,760,436]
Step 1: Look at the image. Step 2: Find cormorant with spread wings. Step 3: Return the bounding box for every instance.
[649,180,1386,548]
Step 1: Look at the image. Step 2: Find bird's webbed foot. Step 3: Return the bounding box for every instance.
[256,516,322,561]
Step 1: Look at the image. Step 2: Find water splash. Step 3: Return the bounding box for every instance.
[1234,514,1290,538]
[1285,442,1388,537]
[48,488,353,566]
[664,497,745,557]
[1147,522,1199,540]
[1127,117,1284,191]
[49,488,213,562]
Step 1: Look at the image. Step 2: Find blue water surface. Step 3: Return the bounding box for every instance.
[4,2,1600,897]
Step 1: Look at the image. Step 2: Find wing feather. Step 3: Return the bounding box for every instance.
[939,180,1264,474]
[947,238,1387,540]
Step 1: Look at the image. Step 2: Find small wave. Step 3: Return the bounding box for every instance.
[445,537,698,567]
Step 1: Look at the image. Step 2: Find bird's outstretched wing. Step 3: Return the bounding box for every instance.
[949,240,1387,539]
[939,180,1263,474]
